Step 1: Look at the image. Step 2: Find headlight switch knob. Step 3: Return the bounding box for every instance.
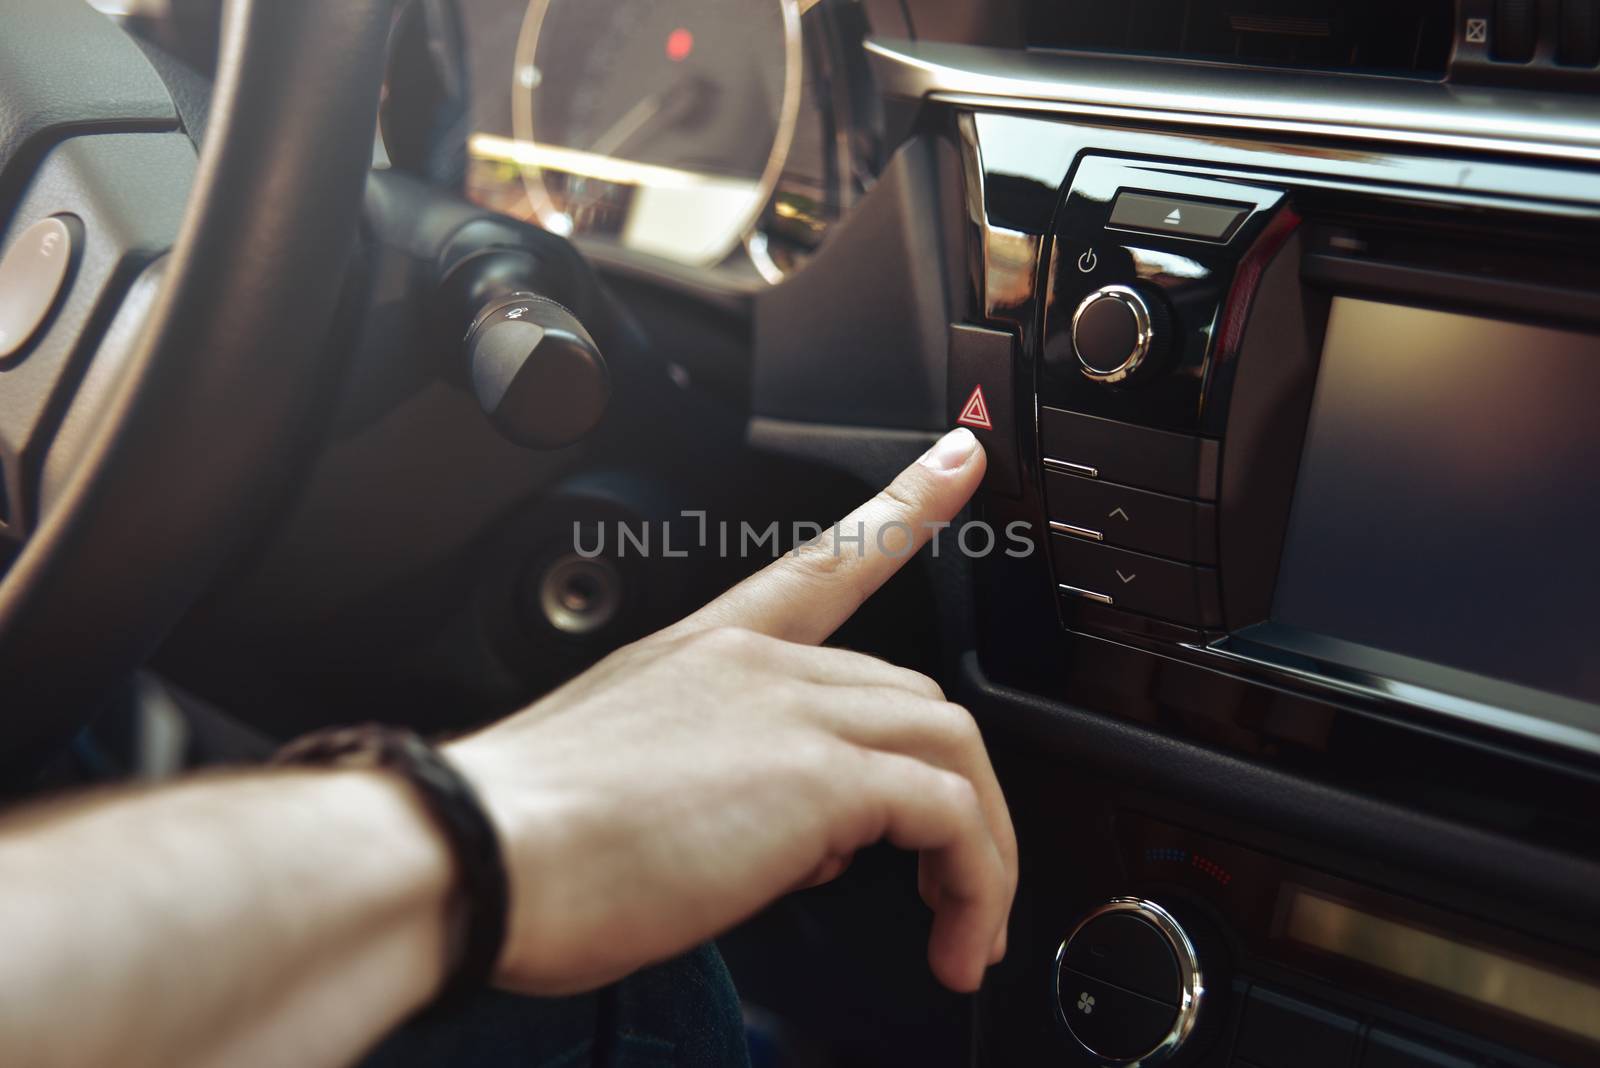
[463,293,611,450]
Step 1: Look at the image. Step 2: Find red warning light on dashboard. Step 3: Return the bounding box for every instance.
[957,384,993,431]
[666,28,694,63]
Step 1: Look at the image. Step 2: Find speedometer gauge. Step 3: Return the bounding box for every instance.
[489,0,803,268]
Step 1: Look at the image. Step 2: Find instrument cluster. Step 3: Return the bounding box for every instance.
[453,0,886,283]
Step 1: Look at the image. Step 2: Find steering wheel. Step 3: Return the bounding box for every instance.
[0,0,394,773]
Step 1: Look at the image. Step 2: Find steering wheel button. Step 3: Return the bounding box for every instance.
[0,217,75,360]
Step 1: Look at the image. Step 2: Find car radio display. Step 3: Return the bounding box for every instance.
[1272,298,1600,707]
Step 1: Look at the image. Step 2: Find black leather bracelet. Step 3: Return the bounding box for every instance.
[273,725,509,1007]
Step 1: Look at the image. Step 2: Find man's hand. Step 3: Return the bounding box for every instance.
[0,428,1010,1068]
[447,427,1017,996]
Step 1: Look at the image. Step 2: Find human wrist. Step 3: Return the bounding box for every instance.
[315,769,460,1003]
[438,734,569,990]
[194,768,464,1060]
[275,727,510,1007]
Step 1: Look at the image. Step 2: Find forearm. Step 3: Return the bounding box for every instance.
[0,770,453,1068]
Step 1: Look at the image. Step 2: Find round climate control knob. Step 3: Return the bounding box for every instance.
[1071,285,1170,384]
[1055,898,1203,1066]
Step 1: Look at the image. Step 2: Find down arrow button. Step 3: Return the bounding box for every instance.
[1051,536,1220,628]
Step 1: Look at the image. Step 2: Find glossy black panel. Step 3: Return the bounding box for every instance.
[916,64,1600,1068]
[956,109,1600,823]
[1042,157,1286,436]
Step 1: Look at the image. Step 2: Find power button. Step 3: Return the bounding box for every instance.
[0,217,77,361]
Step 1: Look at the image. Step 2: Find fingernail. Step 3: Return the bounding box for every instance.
[920,427,980,472]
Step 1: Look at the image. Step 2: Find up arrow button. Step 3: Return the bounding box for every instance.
[1045,470,1218,566]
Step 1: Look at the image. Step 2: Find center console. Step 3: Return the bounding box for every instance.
[1029,811,1600,1068]
[1034,151,1600,757]
[870,36,1600,1068]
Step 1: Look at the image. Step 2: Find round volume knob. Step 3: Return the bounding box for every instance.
[1055,898,1203,1066]
[1071,285,1169,385]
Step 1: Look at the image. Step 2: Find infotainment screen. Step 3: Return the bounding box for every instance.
[1271,298,1600,707]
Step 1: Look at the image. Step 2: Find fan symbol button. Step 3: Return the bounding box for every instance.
[1076,992,1096,1015]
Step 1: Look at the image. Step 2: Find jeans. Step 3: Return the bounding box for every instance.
[360,944,751,1068]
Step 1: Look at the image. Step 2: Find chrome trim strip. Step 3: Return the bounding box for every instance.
[1205,635,1600,758]
[867,39,1600,165]
[1049,521,1105,542]
[1043,458,1098,478]
[1059,584,1114,606]
[954,112,1043,324]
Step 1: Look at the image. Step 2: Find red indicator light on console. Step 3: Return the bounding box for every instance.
[1191,853,1233,886]
[666,28,694,63]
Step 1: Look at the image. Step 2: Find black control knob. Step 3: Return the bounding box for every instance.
[465,294,611,449]
[1071,284,1172,385]
[1056,898,1204,1065]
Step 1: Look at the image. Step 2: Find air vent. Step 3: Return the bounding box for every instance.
[1027,0,1454,79]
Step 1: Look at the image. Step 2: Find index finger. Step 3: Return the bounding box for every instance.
[676,428,986,645]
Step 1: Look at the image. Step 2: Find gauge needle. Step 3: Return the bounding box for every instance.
[587,92,669,158]
[588,77,711,159]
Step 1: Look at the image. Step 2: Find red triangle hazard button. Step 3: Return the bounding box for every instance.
[956,384,993,431]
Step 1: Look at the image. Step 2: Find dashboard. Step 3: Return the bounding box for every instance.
[103,2,1600,1068]
[393,2,1600,1057]
[866,24,1600,1068]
